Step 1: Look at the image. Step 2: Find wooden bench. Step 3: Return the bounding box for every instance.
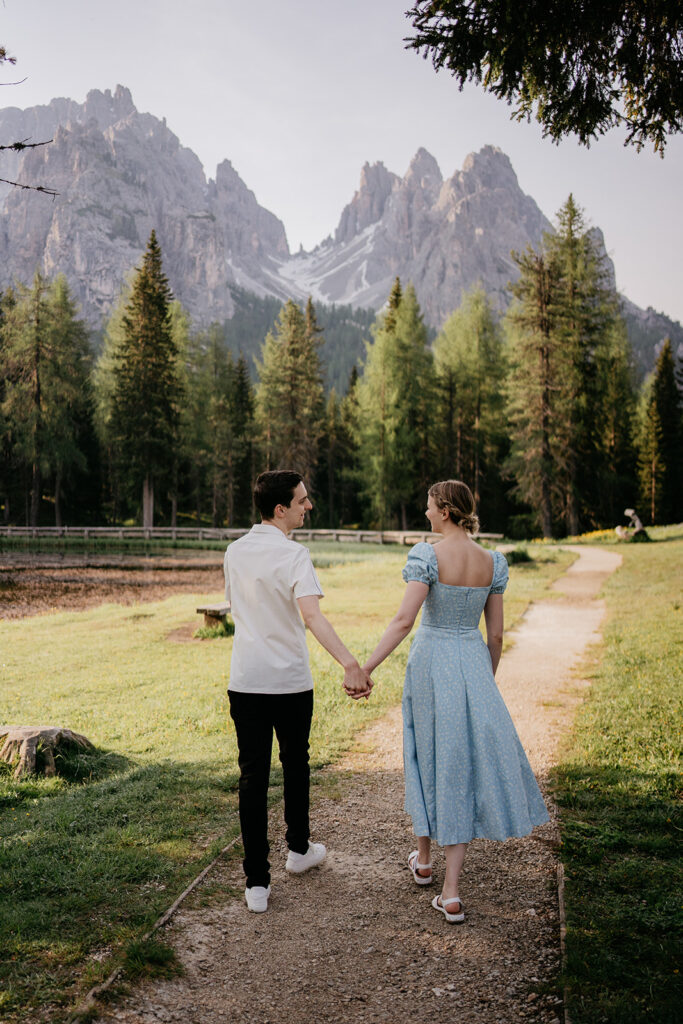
[196,602,232,627]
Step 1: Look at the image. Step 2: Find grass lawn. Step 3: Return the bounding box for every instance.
[0,543,571,1022]
[551,526,682,1024]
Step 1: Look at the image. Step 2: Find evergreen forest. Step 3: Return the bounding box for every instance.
[1,199,681,537]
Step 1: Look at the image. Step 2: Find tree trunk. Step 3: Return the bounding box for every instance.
[142,475,154,528]
[474,392,481,507]
[30,462,41,527]
[212,472,219,528]
[0,726,94,779]
[456,415,462,477]
[445,376,455,477]
[55,468,62,527]
[170,462,178,529]
[540,347,554,539]
[3,495,9,524]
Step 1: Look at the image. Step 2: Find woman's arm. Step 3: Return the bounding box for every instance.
[362,581,429,674]
[297,595,372,697]
[483,593,504,675]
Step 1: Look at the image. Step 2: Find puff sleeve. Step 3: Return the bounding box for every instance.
[402,542,438,586]
[490,550,509,594]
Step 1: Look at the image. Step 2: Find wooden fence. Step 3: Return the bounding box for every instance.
[0,526,502,545]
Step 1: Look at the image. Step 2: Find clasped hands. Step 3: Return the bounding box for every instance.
[342,661,374,700]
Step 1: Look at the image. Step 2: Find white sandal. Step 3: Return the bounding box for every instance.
[432,893,465,923]
[407,850,433,885]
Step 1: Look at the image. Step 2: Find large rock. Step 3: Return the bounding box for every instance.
[0,725,95,778]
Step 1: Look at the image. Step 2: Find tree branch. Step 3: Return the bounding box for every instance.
[0,176,58,197]
[0,137,53,152]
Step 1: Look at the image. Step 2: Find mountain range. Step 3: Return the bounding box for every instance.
[0,85,680,376]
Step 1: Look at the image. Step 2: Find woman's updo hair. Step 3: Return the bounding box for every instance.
[428,480,480,535]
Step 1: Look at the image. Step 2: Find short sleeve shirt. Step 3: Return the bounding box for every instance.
[224,524,324,693]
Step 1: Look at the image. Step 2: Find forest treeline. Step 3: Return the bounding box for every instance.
[0,198,681,537]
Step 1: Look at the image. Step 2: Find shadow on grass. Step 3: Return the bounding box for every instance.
[0,758,241,1022]
[551,762,681,1024]
[0,746,134,807]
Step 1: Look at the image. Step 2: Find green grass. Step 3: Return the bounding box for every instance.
[0,544,572,1022]
[533,523,683,546]
[551,529,683,1024]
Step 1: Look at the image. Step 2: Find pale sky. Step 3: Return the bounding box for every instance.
[2,0,682,322]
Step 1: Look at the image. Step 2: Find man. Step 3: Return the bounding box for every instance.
[224,470,372,913]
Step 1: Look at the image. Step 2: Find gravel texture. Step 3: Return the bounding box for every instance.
[90,545,621,1024]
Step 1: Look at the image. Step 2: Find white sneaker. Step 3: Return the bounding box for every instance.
[285,841,327,874]
[245,885,271,912]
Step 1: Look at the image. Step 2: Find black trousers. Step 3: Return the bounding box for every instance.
[228,688,314,889]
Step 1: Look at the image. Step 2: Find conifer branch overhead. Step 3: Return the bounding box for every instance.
[406,1,683,153]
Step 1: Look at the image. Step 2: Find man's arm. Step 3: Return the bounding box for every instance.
[297,595,372,698]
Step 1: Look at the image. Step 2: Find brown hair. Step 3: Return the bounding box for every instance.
[254,470,303,520]
[428,480,480,534]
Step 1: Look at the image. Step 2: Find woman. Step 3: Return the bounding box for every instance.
[363,480,549,923]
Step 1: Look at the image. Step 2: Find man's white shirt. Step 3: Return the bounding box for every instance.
[224,523,324,693]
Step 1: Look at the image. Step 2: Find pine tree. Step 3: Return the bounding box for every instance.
[355,281,435,528]
[637,339,682,524]
[166,300,193,528]
[546,195,623,533]
[1,271,51,524]
[337,365,363,526]
[0,272,92,525]
[93,282,132,523]
[230,353,255,525]
[636,377,664,525]
[433,286,506,513]
[255,298,324,485]
[204,327,235,527]
[505,248,561,538]
[315,389,342,527]
[0,289,15,523]
[110,231,182,527]
[505,198,635,538]
[594,318,638,525]
[44,276,93,525]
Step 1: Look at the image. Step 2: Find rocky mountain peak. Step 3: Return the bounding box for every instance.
[80,85,136,131]
[458,145,518,191]
[404,147,443,193]
[334,160,399,244]
[0,87,290,325]
[277,145,554,325]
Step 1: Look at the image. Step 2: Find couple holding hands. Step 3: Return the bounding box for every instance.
[224,470,548,917]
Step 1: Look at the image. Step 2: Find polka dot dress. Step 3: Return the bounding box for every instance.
[402,543,549,846]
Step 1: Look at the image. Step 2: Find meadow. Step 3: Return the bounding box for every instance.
[0,541,570,1022]
[552,525,682,1024]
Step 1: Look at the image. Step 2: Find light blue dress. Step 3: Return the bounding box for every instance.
[402,542,549,846]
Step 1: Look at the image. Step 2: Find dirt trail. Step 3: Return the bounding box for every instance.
[95,546,621,1024]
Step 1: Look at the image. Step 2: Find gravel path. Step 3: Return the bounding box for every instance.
[93,546,621,1024]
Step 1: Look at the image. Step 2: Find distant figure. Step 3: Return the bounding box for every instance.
[616,508,650,542]
[224,470,372,914]
[625,508,644,532]
[363,480,548,924]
